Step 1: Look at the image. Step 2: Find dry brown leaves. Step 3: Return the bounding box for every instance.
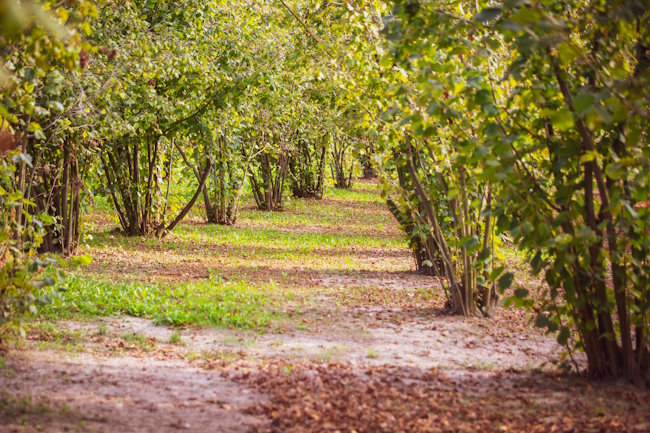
[218,360,650,433]
[336,286,442,309]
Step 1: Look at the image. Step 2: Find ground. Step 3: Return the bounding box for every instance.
[1,180,648,432]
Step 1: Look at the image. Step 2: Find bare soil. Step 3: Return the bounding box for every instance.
[0,351,262,433]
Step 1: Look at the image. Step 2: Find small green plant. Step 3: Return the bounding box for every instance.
[120,332,154,351]
[169,331,182,345]
[316,345,347,362]
[97,324,107,336]
[185,351,199,361]
[366,348,379,359]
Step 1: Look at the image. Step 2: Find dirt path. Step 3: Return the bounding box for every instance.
[1,182,648,432]
[1,351,262,433]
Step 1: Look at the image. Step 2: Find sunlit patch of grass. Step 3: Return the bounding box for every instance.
[83,180,404,255]
[39,275,279,330]
[174,224,403,250]
[325,184,383,203]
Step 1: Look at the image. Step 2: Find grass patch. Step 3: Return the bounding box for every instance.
[315,345,348,362]
[40,179,411,334]
[173,224,402,250]
[169,330,182,345]
[366,348,379,359]
[39,275,278,330]
[325,184,383,203]
[24,322,85,352]
[96,324,107,336]
[0,396,54,418]
[120,332,155,351]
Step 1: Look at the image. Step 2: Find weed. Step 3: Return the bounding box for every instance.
[169,331,182,345]
[366,348,379,359]
[120,332,155,351]
[27,322,84,351]
[97,324,107,336]
[316,345,348,362]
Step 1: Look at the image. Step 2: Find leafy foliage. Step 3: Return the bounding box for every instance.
[371,0,650,378]
[0,1,94,340]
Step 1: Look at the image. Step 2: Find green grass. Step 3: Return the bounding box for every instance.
[169,330,182,344]
[175,224,402,250]
[37,179,410,332]
[85,216,402,253]
[120,332,155,351]
[315,345,348,362]
[84,180,403,254]
[40,275,278,329]
[325,184,384,203]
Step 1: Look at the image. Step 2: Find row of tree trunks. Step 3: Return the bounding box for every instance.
[250,148,289,211]
[289,137,328,199]
[331,140,353,189]
[23,139,84,256]
[102,137,211,237]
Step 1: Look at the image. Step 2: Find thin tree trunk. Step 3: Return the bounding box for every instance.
[61,143,70,253]
[164,159,212,235]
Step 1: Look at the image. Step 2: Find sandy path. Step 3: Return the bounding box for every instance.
[0,350,262,433]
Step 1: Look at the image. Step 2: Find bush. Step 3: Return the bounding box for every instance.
[0,150,89,342]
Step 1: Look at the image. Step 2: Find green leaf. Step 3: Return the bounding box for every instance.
[474,7,502,23]
[557,326,570,345]
[72,254,93,266]
[557,42,580,65]
[550,109,575,132]
[498,272,514,291]
[458,235,480,252]
[19,153,33,165]
[579,150,599,164]
[489,266,505,281]
[513,288,529,298]
[535,314,551,329]
[573,93,595,114]
[535,314,558,332]
[623,202,638,219]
